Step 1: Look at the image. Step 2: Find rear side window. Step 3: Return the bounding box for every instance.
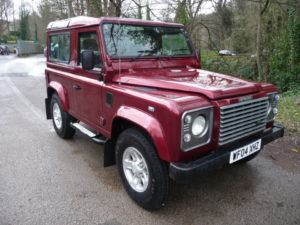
[49,33,70,62]
[78,32,101,68]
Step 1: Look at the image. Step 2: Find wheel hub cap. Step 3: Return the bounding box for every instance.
[53,102,62,129]
[122,147,149,192]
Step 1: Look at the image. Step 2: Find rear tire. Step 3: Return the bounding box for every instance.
[115,127,169,210]
[50,93,76,139]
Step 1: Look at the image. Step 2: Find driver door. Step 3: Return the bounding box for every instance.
[72,28,103,129]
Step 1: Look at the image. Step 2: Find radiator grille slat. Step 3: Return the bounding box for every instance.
[221,111,267,124]
[219,97,268,145]
[221,105,268,119]
[220,118,267,133]
[220,113,267,128]
[219,125,266,143]
[221,101,268,115]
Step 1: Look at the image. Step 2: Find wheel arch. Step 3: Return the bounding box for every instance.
[110,107,170,162]
[47,81,69,112]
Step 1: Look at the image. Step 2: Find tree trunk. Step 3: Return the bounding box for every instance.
[256,10,263,81]
[86,0,92,16]
[103,0,108,16]
[256,0,270,82]
[79,0,84,15]
[13,3,16,31]
[108,0,115,16]
[137,5,142,19]
[115,0,122,17]
[66,0,75,17]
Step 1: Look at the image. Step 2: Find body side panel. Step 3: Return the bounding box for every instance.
[114,106,170,161]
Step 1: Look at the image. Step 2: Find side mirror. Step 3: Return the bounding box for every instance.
[82,50,94,70]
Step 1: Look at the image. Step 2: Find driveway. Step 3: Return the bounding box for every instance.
[0,55,299,225]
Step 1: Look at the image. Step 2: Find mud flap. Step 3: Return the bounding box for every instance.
[45,98,51,119]
[104,139,116,167]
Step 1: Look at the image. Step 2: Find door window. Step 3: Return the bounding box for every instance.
[78,32,101,68]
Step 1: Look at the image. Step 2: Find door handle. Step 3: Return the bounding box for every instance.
[72,84,81,90]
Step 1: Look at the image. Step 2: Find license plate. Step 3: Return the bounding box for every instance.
[229,139,261,164]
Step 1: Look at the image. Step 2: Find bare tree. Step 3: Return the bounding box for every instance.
[0,0,13,34]
[66,0,75,17]
[109,0,124,16]
[256,0,270,81]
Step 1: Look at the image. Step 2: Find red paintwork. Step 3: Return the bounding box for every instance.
[48,81,69,111]
[45,16,278,162]
[114,106,170,160]
[112,68,263,100]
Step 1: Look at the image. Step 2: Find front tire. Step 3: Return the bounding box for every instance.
[116,127,169,210]
[50,93,75,139]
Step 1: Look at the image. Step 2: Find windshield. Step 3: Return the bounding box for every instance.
[102,23,193,58]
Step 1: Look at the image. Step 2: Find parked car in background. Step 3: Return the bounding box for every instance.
[219,49,236,56]
[0,45,10,55]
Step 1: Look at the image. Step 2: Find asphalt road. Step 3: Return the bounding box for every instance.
[0,55,299,225]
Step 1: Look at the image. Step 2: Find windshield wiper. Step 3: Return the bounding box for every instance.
[167,48,191,58]
[130,50,158,61]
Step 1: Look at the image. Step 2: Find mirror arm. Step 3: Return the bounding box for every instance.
[89,71,104,81]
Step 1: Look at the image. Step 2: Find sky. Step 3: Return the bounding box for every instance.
[12,0,214,20]
[14,0,40,12]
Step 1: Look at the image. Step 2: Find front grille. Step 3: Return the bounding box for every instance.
[219,97,268,145]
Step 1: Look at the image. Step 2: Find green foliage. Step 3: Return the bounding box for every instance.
[269,6,300,92]
[9,31,20,38]
[0,33,18,41]
[276,93,300,135]
[19,6,30,40]
[201,50,218,56]
[215,0,234,39]
[175,0,188,26]
[231,29,252,53]
[201,56,256,80]
[203,1,300,93]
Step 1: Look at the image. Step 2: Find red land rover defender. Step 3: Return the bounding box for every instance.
[45,16,284,210]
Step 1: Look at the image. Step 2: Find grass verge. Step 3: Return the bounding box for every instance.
[276,93,300,136]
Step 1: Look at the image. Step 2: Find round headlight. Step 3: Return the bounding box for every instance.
[192,115,207,136]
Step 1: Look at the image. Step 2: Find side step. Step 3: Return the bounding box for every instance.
[71,122,107,144]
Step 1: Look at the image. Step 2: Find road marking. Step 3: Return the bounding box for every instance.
[4,77,55,132]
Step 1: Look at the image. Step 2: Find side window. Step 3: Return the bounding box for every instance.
[49,33,70,62]
[78,32,101,68]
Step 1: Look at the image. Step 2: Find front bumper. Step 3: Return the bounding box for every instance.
[169,125,284,183]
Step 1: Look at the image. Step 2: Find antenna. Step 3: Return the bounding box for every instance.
[118,19,121,78]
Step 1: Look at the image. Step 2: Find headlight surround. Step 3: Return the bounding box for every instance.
[267,93,279,121]
[266,101,272,116]
[181,106,213,152]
